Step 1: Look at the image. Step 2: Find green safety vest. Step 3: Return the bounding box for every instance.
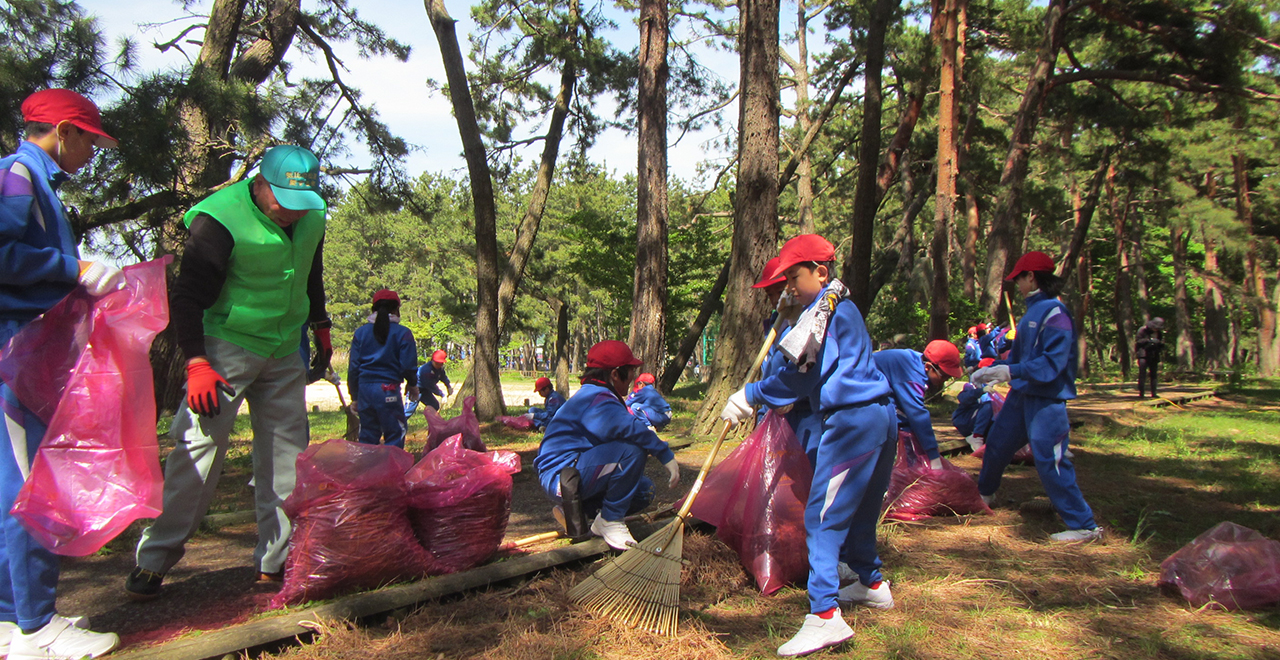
[183,179,325,359]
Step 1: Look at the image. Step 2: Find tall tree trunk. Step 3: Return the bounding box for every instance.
[1111,170,1134,381]
[553,297,571,394]
[694,0,780,433]
[792,0,816,233]
[1056,149,1108,282]
[1171,223,1194,370]
[1236,151,1277,374]
[1202,236,1232,370]
[495,0,579,332]
[1076,245,1090,377]
[629,0,670,373]
[929,0,959,340]
[845,0,897,313]
[660,261,729,393]
[979,0,1070,317]
[426,0,504,418]
[1134,220,1150,322]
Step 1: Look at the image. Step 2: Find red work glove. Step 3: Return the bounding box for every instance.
[308,321,333,382]
[187,361,236,417]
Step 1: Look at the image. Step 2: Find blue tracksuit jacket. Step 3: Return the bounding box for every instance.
[348,322,417,447]
[952,383,994,438]
[417,362,451,409]
[625,385,671,428]
[873,349,942,460]
[530,390,567,428]
[964,337,981,368]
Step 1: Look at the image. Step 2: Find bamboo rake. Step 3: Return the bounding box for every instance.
[567,313,786,635]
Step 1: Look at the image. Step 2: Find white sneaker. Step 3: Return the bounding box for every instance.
[9,615,118,660]
[1050,527,1104,543]
[837,579,894,610]
[776,611,853,657]
[589,513,636,551]
[836,562,858,585]
[980,493,996,507]
[0,617,89,652]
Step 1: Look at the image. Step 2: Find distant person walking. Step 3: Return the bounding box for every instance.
[347,289,418,448]
[1135,318,1165,398]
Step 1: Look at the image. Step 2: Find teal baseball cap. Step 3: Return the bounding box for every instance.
[259,145,326,211]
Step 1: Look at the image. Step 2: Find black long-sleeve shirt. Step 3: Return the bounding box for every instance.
[171,207,327,360]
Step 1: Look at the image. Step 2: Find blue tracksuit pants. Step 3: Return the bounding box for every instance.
[540,442,655,522]
[804,400,897,613]
[0,320,58,631]
[357,382,407,448]
[977,390,1095,530]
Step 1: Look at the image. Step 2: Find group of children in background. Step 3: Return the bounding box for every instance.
[346,234,1097,659]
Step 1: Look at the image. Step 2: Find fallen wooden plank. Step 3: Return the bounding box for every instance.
[112,523,662,660]
[1145,390,1217,408]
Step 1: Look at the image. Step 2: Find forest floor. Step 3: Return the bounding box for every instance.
[54,375,1280,659]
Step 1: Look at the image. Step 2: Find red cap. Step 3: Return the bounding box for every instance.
[977,323,988,332]
[769,234,836,280]
[586,340,643,369]
[753,257,786,288]
[978,357,996,369]
[534,376,552,391]
[22,89,117,148]
[923,340,963,379]
[1005,251,1055,281]
[632,372,656,392]
[967,326,978,335]
[432,350,448,363]
[371,289,399,305]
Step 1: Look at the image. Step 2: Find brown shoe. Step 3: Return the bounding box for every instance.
[256,570,284,583]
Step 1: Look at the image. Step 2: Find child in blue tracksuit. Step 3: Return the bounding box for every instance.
[971,251,1101,543]
[963,326,982,369]
[0,90,123,657]
[415,349,452,411]
[534,341,680,550]
[752,257,819,448]
[721,235,896,658]
[952,383,995,450]
[872,340,963,468]
[347,289,418,448]
[624,373,671,430]
[527,376,566,429]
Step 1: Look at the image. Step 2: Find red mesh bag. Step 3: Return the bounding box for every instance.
[405,435,521,574]
[0,258,171,555]
[1158,522,1280,610]
[689,411,811,595]
[422,395,485,451]
[497,415,536,431]
[271,440,432,608]
[883,430,992,522]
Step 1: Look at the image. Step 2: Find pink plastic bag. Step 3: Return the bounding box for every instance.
[1158,522,1280,610]
[497,415,536,431]
[883,430,992,522]
[422,395,485,451]
[272,440,434,608]
[689,411,811,595]
[405,435,520,574]
[0,258,170,556]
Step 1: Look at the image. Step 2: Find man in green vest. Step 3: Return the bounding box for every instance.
[124,145,332,600]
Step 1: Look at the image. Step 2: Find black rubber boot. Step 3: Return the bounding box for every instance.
[558,467,590,541]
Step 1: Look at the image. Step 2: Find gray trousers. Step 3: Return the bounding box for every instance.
[136,336,309,574]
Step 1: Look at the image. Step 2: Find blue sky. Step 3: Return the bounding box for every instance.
[81,0,741,187]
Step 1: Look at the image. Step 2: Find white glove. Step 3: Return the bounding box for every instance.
[720,388,752,426]
[407,386,420,403]
[79,261,124,296]
[664,459,680,489]
[929,457,943,470]
[523,411,535,421]
[971,364,1011,386]
[965,434,984,451]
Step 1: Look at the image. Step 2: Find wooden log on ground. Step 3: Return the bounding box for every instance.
[113,522,664,660]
